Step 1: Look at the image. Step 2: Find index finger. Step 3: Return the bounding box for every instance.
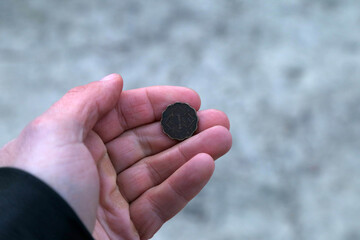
[93,86,201,143]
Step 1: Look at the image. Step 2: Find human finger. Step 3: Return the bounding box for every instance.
[106,109,230,173]
[93,86,201,143]
[45,74,123,139]
[129,153,215,239]
[117,126,232,202]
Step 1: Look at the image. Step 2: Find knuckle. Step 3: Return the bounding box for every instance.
[66,85,87,96]
[27,117,55,133]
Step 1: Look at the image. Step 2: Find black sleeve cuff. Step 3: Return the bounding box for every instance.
[0,167,94,240]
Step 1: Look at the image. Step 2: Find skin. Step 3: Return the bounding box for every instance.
[0,74,232,240]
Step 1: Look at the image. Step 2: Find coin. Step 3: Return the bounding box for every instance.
[161,102,198,141]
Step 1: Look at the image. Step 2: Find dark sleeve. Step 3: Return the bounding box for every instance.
[0,167,94,240]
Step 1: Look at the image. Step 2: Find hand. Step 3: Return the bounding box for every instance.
[0,74,232,240]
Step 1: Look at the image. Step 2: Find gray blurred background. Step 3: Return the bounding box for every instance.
[1,0,360,239]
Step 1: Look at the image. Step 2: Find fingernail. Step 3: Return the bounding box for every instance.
[101,74,118,81]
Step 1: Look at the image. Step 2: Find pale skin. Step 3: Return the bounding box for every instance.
[0,74,232,240]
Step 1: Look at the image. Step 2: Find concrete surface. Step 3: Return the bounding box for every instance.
[1,0,360,239]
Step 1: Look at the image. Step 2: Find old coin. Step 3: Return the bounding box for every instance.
[161,102,198,141]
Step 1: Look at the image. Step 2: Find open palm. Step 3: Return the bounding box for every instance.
[90,84,231,240]
[0,74,231,240]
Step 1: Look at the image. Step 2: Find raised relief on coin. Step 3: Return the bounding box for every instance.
[161,102,198,141]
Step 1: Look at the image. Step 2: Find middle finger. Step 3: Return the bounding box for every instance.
[106,109,230,173]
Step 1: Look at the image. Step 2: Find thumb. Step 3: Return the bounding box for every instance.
[46,73,123,138]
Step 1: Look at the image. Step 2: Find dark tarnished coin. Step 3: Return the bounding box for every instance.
[161,102,198,141]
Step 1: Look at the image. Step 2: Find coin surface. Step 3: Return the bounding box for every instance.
[161,102,198,141]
